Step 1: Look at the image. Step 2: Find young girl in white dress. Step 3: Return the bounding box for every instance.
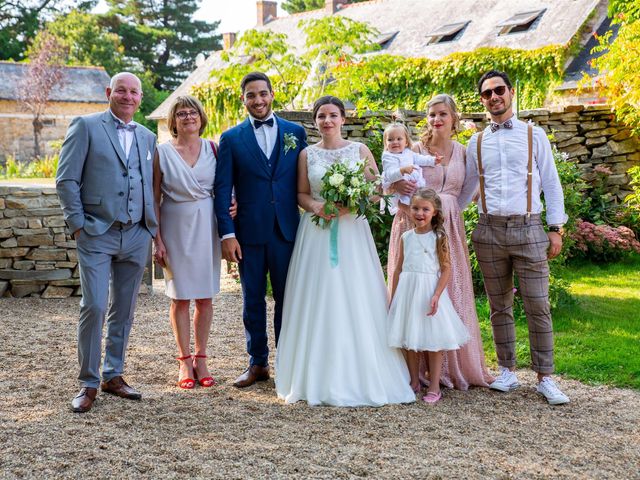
[381,123,440,214]
[388,188,470,403]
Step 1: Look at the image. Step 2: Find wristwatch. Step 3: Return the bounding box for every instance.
[548,225,564,236]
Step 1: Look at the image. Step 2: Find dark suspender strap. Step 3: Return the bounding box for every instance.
[477,131,487,214]
[527,123,533,218]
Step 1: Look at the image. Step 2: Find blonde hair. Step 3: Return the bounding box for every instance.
[411,188,450,268]
[419,94,461,148]
[167,95,208,138]
[383,122,413,151]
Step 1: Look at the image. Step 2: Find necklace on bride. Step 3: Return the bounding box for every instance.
[414,228,432,253]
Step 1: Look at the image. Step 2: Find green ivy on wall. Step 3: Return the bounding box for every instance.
[328,46,566,112]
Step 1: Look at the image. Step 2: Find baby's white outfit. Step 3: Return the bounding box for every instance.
[382,148,436,214]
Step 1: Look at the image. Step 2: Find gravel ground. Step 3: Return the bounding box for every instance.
[1,269,639,479]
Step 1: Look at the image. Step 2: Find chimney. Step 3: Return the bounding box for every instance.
[223,32,236,50]
[256,1,277,26]
[326,0,343,14]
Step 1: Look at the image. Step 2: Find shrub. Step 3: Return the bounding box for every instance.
[569,220,640,262]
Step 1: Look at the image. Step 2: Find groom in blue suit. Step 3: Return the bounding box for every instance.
[214,72,307,387]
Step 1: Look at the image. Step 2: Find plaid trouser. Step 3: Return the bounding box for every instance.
[471,214,554,374]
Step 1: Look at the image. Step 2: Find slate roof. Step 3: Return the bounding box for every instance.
[0,62,110,103]
[150,0,607,120]
[560,17,620,90]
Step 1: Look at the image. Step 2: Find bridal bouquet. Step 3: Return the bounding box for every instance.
[311,160,383,228]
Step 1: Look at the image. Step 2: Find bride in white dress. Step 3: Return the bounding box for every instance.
[275,96,415,406]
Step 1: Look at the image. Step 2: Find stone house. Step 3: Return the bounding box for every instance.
[149,0,611,140]
[0,62,110,163]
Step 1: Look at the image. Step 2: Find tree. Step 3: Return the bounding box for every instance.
[27,10,126,75]
[281,0,368,14]
[0,0,92,61]
[300,15,379,99]
[101,0,221,90]
[192,29,308,134]
[590,0,640,134]
[18,32,68,159]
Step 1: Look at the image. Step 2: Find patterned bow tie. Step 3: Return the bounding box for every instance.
[254,118,274,129]
[116,122,137,132]
[490,119,513,133]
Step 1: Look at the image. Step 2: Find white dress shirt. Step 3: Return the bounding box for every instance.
[249,113,278,158]
[109,110,135,157]
[459,115,567,226]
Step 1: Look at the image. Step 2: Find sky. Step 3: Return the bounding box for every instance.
[94,0,289,35]
[196,0,289,34]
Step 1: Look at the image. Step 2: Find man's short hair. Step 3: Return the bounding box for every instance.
[241,72,272,93]
[109,72,142,91]
[477,70,513,94]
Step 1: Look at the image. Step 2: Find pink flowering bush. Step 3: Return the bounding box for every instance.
[570,220,640,262]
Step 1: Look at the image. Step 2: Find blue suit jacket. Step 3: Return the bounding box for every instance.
[214,116,307,245]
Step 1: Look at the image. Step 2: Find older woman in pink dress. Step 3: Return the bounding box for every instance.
[387,94,494,390]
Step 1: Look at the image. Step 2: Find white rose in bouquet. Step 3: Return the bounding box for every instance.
[329,173,345,187]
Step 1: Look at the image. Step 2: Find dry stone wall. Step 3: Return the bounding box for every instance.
[0,185,79,298]
[279,104,640,200]
[0,184,153,298]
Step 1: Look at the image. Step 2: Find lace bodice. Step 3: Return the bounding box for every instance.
[306,143,362,202]
[401,230,440,274]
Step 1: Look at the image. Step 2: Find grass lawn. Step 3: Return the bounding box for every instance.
[477,256,640,389]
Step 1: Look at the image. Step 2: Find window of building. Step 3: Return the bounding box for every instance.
[425,22,470,45]
[497,9,545,35]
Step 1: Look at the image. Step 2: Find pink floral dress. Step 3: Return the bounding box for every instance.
[387,141,494,389]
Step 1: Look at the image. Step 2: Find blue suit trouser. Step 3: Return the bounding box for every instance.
[238,224,294,367]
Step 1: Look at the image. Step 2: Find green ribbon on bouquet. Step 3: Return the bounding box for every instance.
[329,218,339,268]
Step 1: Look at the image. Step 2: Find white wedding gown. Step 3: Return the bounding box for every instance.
[275,142,415,406]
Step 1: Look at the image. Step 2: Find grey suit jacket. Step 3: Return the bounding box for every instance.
[56,110,158,237]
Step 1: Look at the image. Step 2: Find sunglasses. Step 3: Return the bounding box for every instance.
[480,85,508,100]
[176,110,199,119]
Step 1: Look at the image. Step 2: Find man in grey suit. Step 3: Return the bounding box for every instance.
[56,72,158,413]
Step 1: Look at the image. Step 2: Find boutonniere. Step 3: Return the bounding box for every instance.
[284,133,298,154]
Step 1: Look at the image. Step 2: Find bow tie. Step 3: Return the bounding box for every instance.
[490,119,513,133]
[254,118,274,129]
[116,122,137,132]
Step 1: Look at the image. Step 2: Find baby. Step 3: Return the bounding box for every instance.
[381,122,441,214]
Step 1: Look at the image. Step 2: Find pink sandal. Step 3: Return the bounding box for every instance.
[422,391,442,404]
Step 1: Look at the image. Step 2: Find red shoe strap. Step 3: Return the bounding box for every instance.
[193,354,207,359]
[176,355,192,361]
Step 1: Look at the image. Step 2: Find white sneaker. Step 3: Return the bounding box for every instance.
[489,367,520,392]
[536,377,570,405]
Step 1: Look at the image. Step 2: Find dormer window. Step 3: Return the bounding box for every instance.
[376,31,399,49]
[497,9,545,35]
[425,22,469,45]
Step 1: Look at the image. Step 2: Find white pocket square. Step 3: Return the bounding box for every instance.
[146,151,152,161]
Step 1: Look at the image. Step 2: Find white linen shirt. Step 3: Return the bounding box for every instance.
[249,113,278,158]
[109,109,134,157]
[459,116,567,226]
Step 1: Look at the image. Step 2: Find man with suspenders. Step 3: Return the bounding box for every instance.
[459,70,570,405]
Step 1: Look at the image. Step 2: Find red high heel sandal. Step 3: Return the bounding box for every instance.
[176,355,195,389]
[193,354,216,387]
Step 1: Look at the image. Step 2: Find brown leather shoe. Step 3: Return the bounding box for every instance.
[233,365,270,388]
[101,376,142,400]
[71,387,97,413]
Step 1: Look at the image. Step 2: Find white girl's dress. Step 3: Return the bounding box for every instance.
[381,148,436,213]
[275,142,415,407]
[388,229,470,352]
